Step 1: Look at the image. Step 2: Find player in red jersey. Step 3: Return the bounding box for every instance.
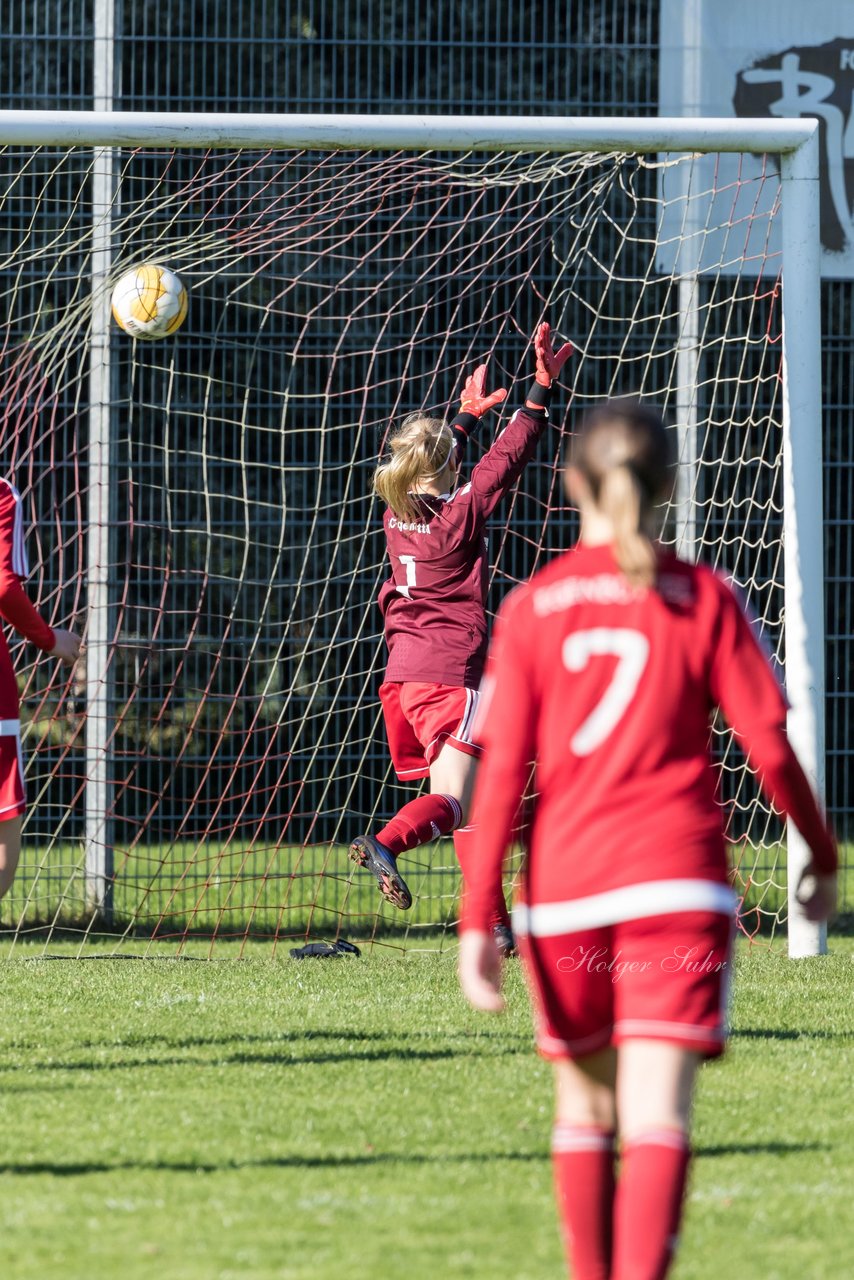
[349,323,574,949]
[458,401,837,1280]
[0,478,80,900]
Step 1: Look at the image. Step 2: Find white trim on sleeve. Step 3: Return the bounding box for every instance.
[2,480,30,579]
[512,879,736,937]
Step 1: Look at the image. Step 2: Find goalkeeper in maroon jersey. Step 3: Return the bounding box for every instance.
[0,478,80,900]
[349,323,574,949]
[457,400,837,1280]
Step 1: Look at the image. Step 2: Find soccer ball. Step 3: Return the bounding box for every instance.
[111,264,188,340]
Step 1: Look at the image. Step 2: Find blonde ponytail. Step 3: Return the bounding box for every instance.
[374,414,453,522]
[598,465,658,589]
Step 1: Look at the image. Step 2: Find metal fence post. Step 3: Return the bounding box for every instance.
[84,0,116,918]
[780,128,827,957]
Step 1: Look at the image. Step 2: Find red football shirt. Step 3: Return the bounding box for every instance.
[463,542,837,931]
[0,479,55,718]
[378,407,547,688]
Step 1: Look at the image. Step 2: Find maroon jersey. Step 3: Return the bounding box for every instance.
[378,406,547,687]
[462,542,837,931]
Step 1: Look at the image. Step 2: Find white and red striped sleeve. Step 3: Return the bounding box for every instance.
[0,480,55,652]
[6,480,29,578]
[462,589,538,932]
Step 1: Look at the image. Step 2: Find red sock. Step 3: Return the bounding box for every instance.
[375,794,461,857]
[453,824,512,928]
[552,1124,615,1280]
[612,1129,691,1280]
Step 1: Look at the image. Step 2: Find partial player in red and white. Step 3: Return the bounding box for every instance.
[458,400,837,1280]
[349,323,574,952]
[0,478,80,899]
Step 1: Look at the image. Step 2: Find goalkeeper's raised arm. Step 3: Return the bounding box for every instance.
[348,323,574,934]
[442,322,574,540]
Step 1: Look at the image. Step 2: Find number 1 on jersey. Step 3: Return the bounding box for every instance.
[398,554,417,598]
[562,628,650,756]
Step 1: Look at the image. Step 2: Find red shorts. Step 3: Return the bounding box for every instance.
[379,681,482,780]
[0,718,26,820]
[516,903,734,1061]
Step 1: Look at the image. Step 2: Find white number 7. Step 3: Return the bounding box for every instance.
[562,628,650,756]
[398,554,417,598]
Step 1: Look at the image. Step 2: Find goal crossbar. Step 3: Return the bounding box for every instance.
[0,112,826,958]
[0,110,819,154]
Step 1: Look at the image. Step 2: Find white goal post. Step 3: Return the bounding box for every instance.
[0,111,826,957]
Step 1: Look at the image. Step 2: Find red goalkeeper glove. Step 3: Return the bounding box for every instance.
[527,321,574,409]
[452,363,508,457]
[459,364,508,417]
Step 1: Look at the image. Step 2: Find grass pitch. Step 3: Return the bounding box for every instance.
[6,838,851,947]
[0,944,850,1279]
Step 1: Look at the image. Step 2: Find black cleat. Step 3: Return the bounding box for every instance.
[493,922,517,958]
[349,834,413,910]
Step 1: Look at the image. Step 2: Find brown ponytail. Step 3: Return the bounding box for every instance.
[571,399,675,590]
[373,413,454,523]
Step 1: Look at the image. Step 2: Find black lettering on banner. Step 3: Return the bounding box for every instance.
[733,36,854,254]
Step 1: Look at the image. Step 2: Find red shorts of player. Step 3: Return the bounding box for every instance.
[0,718,26,820]
[379,681,482,780]
[515,887,735,1060]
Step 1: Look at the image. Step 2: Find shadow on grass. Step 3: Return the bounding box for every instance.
[0,1138,831,1178]
[0,1025,532,1067]
[0,1032,531,1074]
[1,1029,390,1055]
[77,1027,529,1049]
[0,1045,484,1073]
[0,1150,546,1177]
[731,1028,849,1041]
[696,1141,829,1157]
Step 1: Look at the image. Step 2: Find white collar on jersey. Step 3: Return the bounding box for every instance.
[407,491,451,500]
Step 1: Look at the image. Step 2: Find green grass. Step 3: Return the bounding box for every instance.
[1,839,468,942]
[4,838,851,947]
[0,942,850,1279]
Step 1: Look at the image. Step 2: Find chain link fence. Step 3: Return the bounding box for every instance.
[0,2,849,938]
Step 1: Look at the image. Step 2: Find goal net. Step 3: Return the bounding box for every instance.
[0,130,816,954]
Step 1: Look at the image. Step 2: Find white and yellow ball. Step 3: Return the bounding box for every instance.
[111,264,188,340]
